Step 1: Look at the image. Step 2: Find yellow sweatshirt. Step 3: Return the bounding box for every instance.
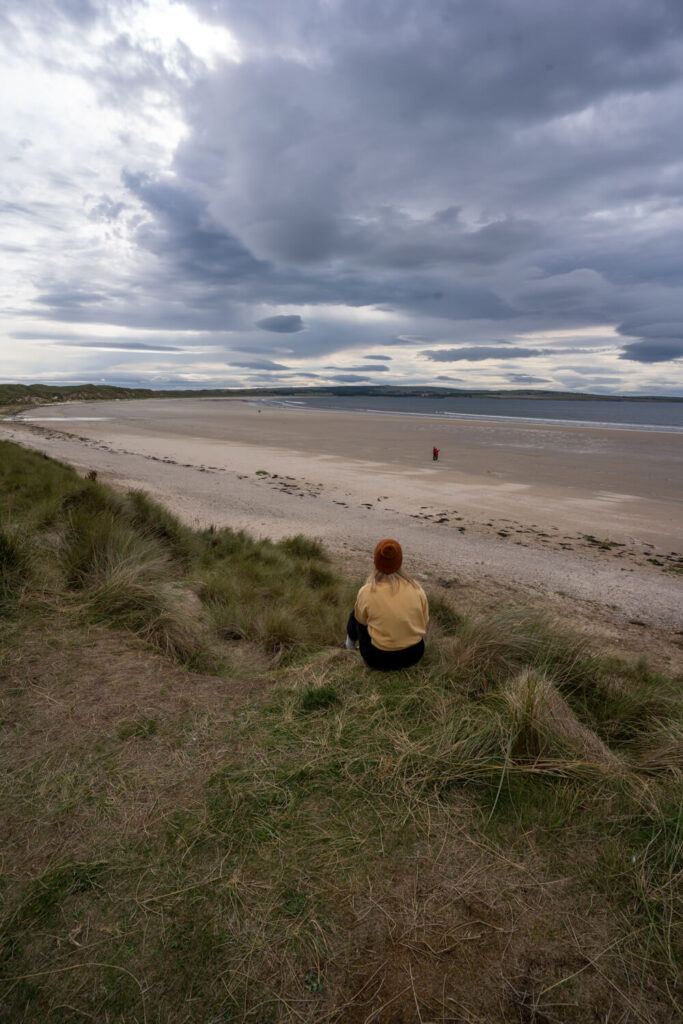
[354,578,429,651]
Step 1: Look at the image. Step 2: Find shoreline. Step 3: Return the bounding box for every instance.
[1,397,681,634]
[251,397,683,433]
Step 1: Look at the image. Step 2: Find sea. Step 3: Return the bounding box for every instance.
[255,395,683,432]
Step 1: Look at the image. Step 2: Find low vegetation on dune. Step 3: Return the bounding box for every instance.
[0,440,681,1023]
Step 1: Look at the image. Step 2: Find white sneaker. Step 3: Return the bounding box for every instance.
[344,635,358,650]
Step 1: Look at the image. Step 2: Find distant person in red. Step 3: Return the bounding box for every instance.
[432,447,440,461]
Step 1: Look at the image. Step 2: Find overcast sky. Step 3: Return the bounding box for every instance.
[2,0,683,394]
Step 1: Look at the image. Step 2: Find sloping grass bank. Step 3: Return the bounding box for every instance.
[1,441,681,1023]
[0,439,354,669]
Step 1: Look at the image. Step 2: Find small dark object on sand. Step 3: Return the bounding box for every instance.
[86,470,98,481]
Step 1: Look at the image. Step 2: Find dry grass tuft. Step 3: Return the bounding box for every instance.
[629,720,683,775]
[445,606,600,695]
[501,667,623,769]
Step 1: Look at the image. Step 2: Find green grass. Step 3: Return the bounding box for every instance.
[0,441,355,668]
[0,440,681,1023]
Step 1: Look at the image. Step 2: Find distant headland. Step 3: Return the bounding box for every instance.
[2,382,682,413]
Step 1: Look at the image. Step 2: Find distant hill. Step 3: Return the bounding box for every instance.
[1,381,682,411]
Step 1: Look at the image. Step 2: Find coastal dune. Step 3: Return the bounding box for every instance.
[2,397,681,631]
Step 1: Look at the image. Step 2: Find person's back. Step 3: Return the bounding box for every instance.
[345,539,429,670]
[355,576,428,652]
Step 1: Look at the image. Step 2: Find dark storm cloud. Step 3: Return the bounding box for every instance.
[122,170,265,285]
[118,173,510,324]
[28,163,510,347]
[190,1,683,123]
[618,317,683,340]
[6,0,683,388]
[335,210,545,271]
[181,0,683,226]
[619,341,683,363]
[166,0,683,371]
[255,315,305,333]
[421,347,547,362]
[616,314,683,362]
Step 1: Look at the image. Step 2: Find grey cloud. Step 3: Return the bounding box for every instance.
[269,371,321,379]
[619,319,683,339]
[12,330,100,341]
[7,0,683,392]
[36,288,108,307]
[183,0,683,235]
[24,0,102,26]
[121,173,510,324]
[619,341,683,363]
[88,195,126,222]
[326,374,373,383]
[616,314,683,361]
[511,270,611,314]
[349,210,545,271]
[421,347,546,362]
[254,371,321,379]
[230,343,295,355]
[255,315,305,333]
[12,329,231,351]
[190,1,683,126]
[1,201,33,216]
[58,340,183,351]
[243,371,316,382]
[55,0,100,23]
[122,170,266,286]
[323,364,389,373]
[365,355,392,361]
[227,358,291,370]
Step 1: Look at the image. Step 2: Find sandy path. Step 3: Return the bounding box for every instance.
[2,398,681,632]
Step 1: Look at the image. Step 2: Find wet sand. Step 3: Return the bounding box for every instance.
[2,397,682,631]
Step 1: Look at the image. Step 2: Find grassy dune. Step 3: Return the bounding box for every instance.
[0,440,681,1023]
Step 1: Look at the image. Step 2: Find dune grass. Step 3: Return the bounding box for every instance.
[0,441,681,1023]
[0,440,356,668]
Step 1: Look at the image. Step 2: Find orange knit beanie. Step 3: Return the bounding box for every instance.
[374,538,403,575]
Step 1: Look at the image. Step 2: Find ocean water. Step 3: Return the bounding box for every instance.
[258,395,683,432]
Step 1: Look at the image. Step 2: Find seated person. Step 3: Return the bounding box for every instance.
[345,538,428,670]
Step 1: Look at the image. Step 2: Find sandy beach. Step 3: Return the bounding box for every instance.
[2,397,682,634]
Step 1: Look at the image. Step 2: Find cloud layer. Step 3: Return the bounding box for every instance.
[1,0,682,393]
